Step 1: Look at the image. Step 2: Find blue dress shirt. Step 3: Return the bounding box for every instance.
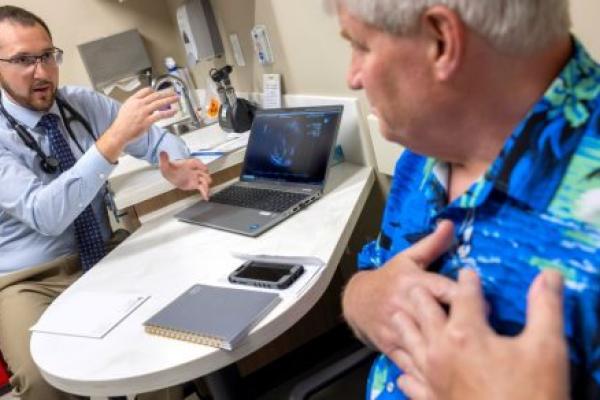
[0,86,190,273]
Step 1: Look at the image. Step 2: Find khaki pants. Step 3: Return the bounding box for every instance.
[0,254,83,400]
[0,247,182,400]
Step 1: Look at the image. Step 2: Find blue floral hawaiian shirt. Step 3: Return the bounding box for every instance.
[359,39,600,400]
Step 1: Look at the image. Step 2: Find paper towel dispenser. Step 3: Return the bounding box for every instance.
[176,0,224,65]
[78,29,151,92]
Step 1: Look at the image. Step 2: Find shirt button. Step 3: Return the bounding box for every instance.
[99,173,106,180]
[386,382,395,393]
[78,203,84,208]
[458,244,471,258]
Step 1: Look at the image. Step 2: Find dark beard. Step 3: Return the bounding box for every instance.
[0,79,56,112]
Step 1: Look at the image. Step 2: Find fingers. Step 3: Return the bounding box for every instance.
[145,95,179,120]
[131,88,179,124]
[397,374,432,400]
[143,88,177,104]
[420,273,457,304]
[149,108,178,124]
[402,220,455,268]
[197,171,211,200]
[389,348,422,380]
[197,183,209,200]
[187,158,209,172]
[388,311,427,375]
[131,87,154,99]
[524,270,564,337]
[449,269,489,330]
[411,286,448,343]
[159,151,171,170]
[132,87,175,102]
[150,94,179,111]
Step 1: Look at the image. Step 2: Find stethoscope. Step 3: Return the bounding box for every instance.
[0,90,123,222]
[0,90,96,174]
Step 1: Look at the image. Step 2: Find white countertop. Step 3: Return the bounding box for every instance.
[31,163,374,397]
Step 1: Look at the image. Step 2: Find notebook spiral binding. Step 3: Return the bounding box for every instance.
[145,325,227,349]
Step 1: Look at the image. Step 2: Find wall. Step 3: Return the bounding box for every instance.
[6,0,186,87]
[247,1,600,98]
[572,1,600,59]
[5,1,600,95]
[179,0,600,98]
[164,0,256,94]
[163,0,600,121]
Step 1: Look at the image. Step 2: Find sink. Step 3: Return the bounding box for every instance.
[164,120,193,136]
[161,117,215,136]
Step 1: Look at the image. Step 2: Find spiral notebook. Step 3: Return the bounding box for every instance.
[144,284,280,350]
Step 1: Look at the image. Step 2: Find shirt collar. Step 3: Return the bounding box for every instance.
[1,89,60,129]
[421,38,600,211]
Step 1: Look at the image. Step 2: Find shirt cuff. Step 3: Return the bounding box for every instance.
[151,132,191,163]
[73,144,117,184]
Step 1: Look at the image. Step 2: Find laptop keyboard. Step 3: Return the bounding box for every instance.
[210,185,311,213]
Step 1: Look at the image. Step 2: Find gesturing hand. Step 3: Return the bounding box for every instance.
[342,221,457,363]
[396,269,569,400]
[97,88,179,162]
[159,152,212,200]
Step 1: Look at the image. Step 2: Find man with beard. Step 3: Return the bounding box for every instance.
[0,6,211,400]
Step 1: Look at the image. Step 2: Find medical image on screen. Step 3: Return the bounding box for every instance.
[241,109,341,184]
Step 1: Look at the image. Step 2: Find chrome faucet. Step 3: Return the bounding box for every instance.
[152,74,202,129]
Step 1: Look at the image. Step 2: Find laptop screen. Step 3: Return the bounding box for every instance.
[241,105,343,185]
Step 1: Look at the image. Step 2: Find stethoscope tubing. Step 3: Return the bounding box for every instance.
[0,91,96,173]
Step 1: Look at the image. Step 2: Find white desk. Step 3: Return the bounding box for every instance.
[30,163,374,397]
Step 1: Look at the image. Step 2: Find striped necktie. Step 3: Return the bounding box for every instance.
[37,113,106,271]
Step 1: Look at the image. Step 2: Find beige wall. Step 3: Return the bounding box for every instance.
[7,0,186,87]
[572,1,600,59]
[5,1,600,98]
[253,0,600,96]
[164,0,256,93]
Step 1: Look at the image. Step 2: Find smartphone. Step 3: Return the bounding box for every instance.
[228,261,304,289]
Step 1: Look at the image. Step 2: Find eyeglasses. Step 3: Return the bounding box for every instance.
[0,48,63,69]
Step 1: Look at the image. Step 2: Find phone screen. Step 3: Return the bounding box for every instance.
[237,262,294,282]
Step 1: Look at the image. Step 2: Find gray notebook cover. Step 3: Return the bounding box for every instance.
[144,284,280,350]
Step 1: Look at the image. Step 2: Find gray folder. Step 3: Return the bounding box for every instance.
[144,284,280,350]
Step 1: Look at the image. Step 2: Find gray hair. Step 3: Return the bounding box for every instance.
[335,0,571,54]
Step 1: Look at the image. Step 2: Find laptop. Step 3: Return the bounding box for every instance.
[174,105,344,236]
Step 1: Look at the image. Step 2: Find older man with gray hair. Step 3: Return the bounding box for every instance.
[336,0,600,399]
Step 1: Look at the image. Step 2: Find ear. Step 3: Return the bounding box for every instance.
[420,6,465,82]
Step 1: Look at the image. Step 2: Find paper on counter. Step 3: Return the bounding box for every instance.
[192,132,249,163]
[212,132,249,153]
[194,154,222,165]
[30,291,149,338]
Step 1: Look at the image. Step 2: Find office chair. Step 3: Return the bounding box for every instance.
[289,346,375,400]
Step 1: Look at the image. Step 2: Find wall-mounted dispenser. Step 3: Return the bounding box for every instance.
[251,25,274,65]
[176,0,224,65]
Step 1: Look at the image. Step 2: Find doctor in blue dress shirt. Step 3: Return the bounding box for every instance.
[0,5,210,400]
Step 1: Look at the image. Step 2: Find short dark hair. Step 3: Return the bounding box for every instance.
[0,6,52,39]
